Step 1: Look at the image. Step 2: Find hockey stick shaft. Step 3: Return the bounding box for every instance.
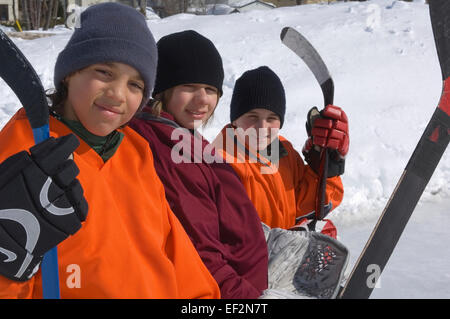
[281,27,334,221]
[0,30,60,299]
[339,0,450,299]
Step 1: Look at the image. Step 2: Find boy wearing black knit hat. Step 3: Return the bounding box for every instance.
[130,30,269,299]
[214,66,349,232]
[145,30,224,129]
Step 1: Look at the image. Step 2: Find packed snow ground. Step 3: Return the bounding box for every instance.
[0,0,448,298]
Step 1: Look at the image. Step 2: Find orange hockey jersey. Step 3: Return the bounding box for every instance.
[212,125,344,229]
[0,108,220,299]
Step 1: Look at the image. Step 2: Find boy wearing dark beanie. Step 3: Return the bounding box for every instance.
[130,30,269,299]
[147,30,225,129]
[153,30,224,97]
[230,66,286,128]
[213,66,349,231]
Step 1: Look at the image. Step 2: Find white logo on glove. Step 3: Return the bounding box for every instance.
[0,209,40,278]
[40,177,75,216]
[0,177,76,278]
[0,247,17,262]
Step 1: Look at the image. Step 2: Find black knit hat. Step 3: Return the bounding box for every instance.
[230,66,286,128]
[54,2,157,104]
[153,30,224,96]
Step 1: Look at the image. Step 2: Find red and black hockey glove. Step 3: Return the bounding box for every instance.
[0,134,88,282]
[303,105,349,177]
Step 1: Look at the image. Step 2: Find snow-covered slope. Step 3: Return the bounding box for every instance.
[0,0,448,298]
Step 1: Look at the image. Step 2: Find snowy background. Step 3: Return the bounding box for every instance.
[0,0,448,298]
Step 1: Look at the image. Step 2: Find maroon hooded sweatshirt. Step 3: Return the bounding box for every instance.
[129,108,268,299]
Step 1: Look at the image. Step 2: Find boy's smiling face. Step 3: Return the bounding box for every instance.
[232,108,281,150]
[63,62,144,136]
[163,83,219,130]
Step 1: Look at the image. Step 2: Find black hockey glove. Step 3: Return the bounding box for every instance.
[0,134,88,282]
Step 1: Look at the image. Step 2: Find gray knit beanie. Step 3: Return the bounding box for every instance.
[54,2,157,104]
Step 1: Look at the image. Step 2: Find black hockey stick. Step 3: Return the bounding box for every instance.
[338,0,450,299]
[0,29,60,299]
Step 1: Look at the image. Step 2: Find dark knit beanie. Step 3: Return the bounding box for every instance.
[230,66,286,128]
[153,30,224,96]
[54,2,157,104]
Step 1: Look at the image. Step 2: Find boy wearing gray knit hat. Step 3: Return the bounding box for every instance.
[54,2,157,105]
[49,2,158,148]
[0,1,222,299]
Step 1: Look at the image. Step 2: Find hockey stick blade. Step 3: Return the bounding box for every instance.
[338,0,450,299]
[280,26,333,222]
[0,30,49,133]
[281,27,334,106]
[0,30,60,299]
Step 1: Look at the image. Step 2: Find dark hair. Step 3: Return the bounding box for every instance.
[47,82,68,115]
